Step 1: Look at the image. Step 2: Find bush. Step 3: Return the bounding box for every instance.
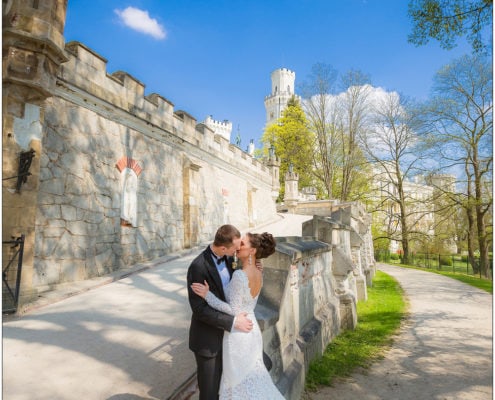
[461,255,468,262]
[390,253,400,261]
[439,256,453,266]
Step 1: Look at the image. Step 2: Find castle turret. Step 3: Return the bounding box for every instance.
[3,0,69,105]
[203,115,233,142]
[3,0,69,307]
[264,68,296,127]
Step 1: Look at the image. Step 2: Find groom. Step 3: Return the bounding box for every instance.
[187,224,253,400]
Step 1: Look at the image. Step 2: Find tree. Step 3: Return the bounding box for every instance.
[360,92,427,264]
[337,70,373,201]
[408,0,493,53]
[261,96,314,201]
[423,174,459,254]
[299,63,339,199]
[417,54,492,276]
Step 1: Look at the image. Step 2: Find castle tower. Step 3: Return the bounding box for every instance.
[264,68,296,127]
[3,0,69,307]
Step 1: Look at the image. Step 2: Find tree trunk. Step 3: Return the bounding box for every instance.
[466,206,480,275]
[476,205,490,278]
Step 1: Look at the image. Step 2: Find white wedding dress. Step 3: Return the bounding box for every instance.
[205,269,284,399]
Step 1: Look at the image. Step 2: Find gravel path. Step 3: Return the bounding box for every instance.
[304,264,493,400]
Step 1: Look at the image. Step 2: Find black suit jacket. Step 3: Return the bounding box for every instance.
[187,245,235,357]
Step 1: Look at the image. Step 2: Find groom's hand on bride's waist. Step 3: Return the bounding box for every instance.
[233,312,253,332]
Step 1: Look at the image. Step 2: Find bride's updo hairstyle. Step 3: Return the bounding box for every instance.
[248,232,276,259]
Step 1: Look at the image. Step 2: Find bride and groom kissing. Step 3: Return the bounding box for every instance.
[187,224,284,399]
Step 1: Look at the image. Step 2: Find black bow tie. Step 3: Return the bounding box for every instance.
[213,254,227,265]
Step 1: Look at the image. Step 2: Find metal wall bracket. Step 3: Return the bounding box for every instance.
[2,149,36,193]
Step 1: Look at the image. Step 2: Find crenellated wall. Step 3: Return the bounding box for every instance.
[26,40,281,292]
[3,31,281,301]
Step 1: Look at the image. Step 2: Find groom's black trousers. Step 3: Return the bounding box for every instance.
[195,352,222,400]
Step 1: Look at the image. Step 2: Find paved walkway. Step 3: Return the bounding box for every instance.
[305,264,493,400]
[3,214,312,400]
[4,218,492,400]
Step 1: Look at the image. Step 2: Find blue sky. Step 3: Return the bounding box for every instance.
[64,0,473,151]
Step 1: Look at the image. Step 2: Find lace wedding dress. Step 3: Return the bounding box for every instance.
[204,269,284,399]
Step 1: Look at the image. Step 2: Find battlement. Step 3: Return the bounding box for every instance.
[271,67,295,77]
[264,92,299,101]
[204,115,232,128]
[56,41,271,182]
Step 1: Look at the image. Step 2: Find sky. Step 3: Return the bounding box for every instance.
[64,0,475,152]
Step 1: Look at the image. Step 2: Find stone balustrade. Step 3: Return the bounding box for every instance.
[255,206,375,399]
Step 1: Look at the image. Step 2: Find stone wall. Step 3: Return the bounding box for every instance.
[27,41,279,292]
[3,27,280,301]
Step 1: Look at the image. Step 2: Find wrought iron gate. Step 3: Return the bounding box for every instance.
[3,235,25,314]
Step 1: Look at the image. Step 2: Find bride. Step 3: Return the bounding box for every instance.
[191,232,284,399]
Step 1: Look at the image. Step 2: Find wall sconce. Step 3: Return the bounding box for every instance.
[2,149,36,193]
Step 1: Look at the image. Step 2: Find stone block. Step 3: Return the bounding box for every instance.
[49,164,66,179]
[38,204,61,219]
[95,220,118,236]
[65,174,90,195]
[33,259,60,286]
[42,227,65,237]
[71,195,92,210]
[94,249,114,274]
[61,205,77,220]
[82,210,105,224]
[39,166,53,181]
[40,178,64,195]
[59,260,87,282]
[36,236,58,258]
[95,193,112,209]
[44,130,66,154]
[355,275,368,302]
[53,230,74,258]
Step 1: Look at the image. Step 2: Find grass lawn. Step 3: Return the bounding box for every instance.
[304,270,407,390]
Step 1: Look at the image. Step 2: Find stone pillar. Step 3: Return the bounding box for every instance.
[2,0,68,306]
[266,145,280,203]
[284,164,299,213]
[183,161,201,248]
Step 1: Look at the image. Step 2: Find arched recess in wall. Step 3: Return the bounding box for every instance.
[183,158,201,248]
[116,156,142,227]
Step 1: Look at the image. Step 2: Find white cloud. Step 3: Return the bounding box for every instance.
[115,7,166,40]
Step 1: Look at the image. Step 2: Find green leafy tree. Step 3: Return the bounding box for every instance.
[261,96,314,201]
[408,0,492,53]
[416,54,492,276]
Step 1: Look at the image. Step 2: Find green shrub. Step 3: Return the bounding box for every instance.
[461,255,468,262]
[439,256,453,266]
[390,253,400,261]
